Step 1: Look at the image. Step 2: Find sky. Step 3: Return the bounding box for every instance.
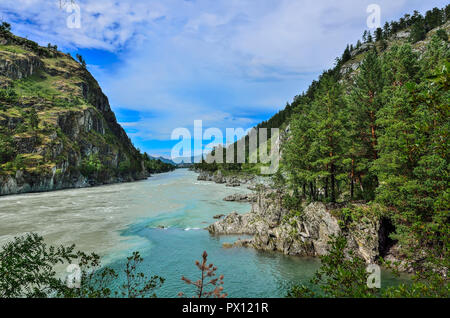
[1,0,448,158]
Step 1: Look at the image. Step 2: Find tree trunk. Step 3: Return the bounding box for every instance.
[330,163,336,202]
[350,178,354,200]
[370,110,378,159]
[351,158,355,200]
[358,175,364,192]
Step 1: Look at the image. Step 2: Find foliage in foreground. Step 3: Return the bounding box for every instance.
[286,236,449,298]
[179,251,227,298]
[0,233,164,298]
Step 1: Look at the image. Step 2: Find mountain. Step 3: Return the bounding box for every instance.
[0,26,153,195]
[149,156,176,166]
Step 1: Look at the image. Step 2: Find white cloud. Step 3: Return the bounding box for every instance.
[2,0,448,153]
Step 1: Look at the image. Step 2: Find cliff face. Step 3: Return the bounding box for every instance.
[209,188,400,267]
[0,33,148,195]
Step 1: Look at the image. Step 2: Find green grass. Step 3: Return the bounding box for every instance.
[0,44,28,55]
[14,71,60,99]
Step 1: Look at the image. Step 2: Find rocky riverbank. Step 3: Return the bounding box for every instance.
[223,193,257,203]
[208,187,410,270]
[194,168,271,188]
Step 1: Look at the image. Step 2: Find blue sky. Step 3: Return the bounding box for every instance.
[1,0,448,158]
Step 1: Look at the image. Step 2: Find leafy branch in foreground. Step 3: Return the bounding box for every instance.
[121,252,165,298]
[179,251,227,298]
[0,233,77,298]
[287,235,380,298]
[0,233,164,298]
[287,235,449,298]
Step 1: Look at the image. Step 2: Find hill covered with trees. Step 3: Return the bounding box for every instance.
[196,5,449,294]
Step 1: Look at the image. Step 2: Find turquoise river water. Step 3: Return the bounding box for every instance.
[0,169,406,297]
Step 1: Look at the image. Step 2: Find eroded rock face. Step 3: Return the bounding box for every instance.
[0,36,149,196]
[223,193,257,203]
[208,189,383,263]
[0,53,42,80]
[196,170,256,185]
[207,212,266,235]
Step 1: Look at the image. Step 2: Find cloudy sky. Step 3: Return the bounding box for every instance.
[1,0,447,157]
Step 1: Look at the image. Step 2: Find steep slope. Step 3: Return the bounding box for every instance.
[195,13,450,177]
[197,7,449,274]
[0,30,149,195]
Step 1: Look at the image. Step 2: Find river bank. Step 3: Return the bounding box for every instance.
[0,169,408,296]
[194,169,412,273]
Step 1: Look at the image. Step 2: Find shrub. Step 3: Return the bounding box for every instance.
[0,233,165,298]
[80,154,104,177]
[0,135,15,164]
[436,29,448,41]
[0,88,18,103]
[287,235,380,298]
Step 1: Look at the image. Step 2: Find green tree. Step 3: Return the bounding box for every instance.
[287,236,379,298]
[307,75,349,202]
[347,49,384,199]
[283,100,317,200]
[0,233,165,298]
[373,38,449,279]
[435,29,448,42]
[409,19,426,43]
[375,28,383,41]
[29,108,39,130]
[0,21,11,34]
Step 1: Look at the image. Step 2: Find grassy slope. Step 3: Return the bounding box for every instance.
[0,33,143,182]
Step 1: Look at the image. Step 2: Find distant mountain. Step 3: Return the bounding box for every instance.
[171,155,203,165]
[149,156,177,166]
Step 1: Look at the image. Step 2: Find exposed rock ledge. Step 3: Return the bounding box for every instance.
[194,169,272,190]
[196,170,255,187]
[223,193,257,203]
[208,189,398,266]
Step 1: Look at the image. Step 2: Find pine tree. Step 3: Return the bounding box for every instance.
[409,18,426,43]
[383,22,390,38]
[375,28,383,42]
[283,101,317,200]
[347,49,384,199]
[373,38,449,272]
[308,75,349,202]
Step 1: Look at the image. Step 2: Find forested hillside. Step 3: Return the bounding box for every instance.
[0,23,174,195]
[196,5,450,287]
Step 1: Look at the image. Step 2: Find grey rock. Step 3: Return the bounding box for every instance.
[223,193,257,203]
[209,188,383,263]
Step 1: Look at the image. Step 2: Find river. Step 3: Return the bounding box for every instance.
[0,169,405,297]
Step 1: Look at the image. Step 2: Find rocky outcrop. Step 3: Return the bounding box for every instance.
[223,193,257,203]
[350,43,375,58]
[0,53,42,81]
[196,170,256,186]
[208,189,385,263]
[0,33,149,196]
[0,104,149,195]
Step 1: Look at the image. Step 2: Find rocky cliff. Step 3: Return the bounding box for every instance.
[0,31,149,195]
[209,188,405,267]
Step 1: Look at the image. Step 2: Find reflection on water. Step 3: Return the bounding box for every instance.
[0,169,407,297]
